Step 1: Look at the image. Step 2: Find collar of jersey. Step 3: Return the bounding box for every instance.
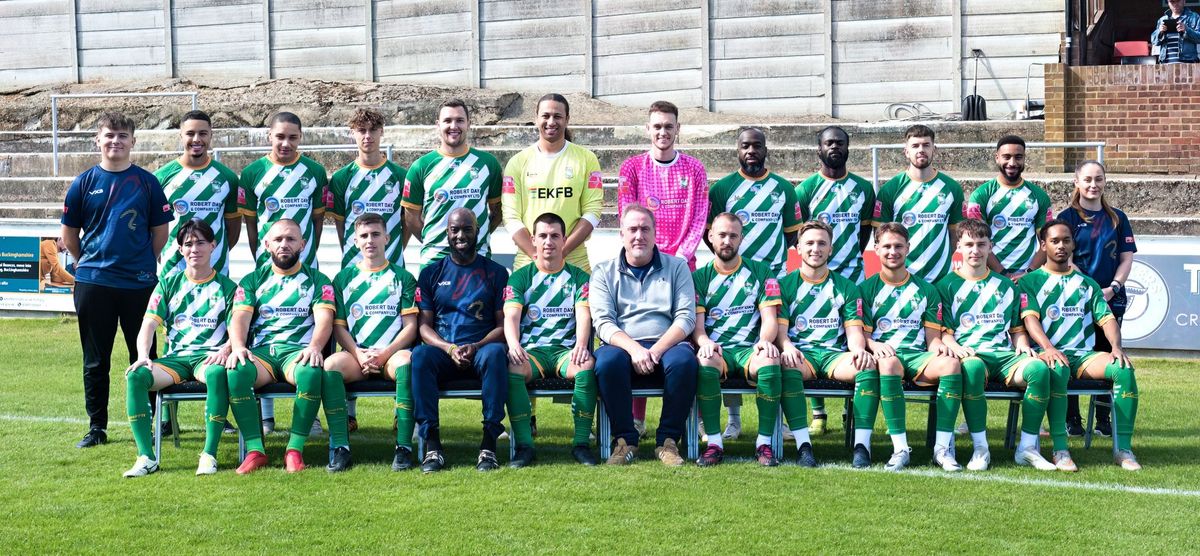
[535,141,571,159]
[650,152,679,168]
[997,178,1026,190]
[536,260,566,275]
[714,257,743,276]
[185,268,218,284]
[1041,265,1075,277]
[272,263,303,276]
[179,155,211,171]
[880,271,911,287]
[801,267,830,284]
[359,260,390,273]
[269,153,302,166]
[738,168,770,181]
[954,268,993,282]
[356,157,388,171]
[818,170,849,182]
[438,146,470,158]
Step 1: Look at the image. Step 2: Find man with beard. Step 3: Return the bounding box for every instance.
[153,110,241,278]
[776,221,879,469]
[692,213,783,467]
[410,208,510,473]
[860,223,964,472]
[707,128,801,440]
[402,99,503,268]
[965,135,1053,278]
[225,219,340,473]
[793,126,875,435]
[1018,220,1141,471]
[874,125,965,285]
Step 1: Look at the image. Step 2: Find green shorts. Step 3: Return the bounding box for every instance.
[527,346,572,379]
[718,345,756,381]
[1052,351,1109,378]
[802,348,853,379]
[895,351,937,381]
[964,351,1041,384]
[249,344,309,381]
[152,353,208,384]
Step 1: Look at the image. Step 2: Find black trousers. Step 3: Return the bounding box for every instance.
[73,282,156,430]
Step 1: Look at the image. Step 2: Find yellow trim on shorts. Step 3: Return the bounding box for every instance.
[1075,352,1108,378]
[152,362,185,385]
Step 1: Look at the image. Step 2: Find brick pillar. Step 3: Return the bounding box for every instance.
[1044,63,1067,172]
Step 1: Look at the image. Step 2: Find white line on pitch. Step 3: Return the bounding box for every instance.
[0,414,90,425]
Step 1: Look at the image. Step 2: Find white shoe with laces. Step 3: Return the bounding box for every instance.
[966,449,991,471]
[933,445,962,472]
[1014,447,1056,471]
[884,448,911,472]
[196,452,218,475]
[722,419,742,440]
[123,455,159,478]
[1114,450,1141,471]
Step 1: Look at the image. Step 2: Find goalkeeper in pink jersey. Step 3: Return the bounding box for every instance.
[617,101,709,271]
[617,101,709,434]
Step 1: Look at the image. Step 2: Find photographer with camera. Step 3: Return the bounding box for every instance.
[1152,0,1200,63]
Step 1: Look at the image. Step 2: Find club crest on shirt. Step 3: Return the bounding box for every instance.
[1046,304,1062,321]
[564,165,575,179]
[527,305,543,321]
[992,215,1008,229]
[645,195,661,210]
[264,197,281,212]
[877,317,894,332]
[679,177,689,188]
[793,316,809,332]
[350,303,365,320]
[173,200,190,215]
[959,312,977,328]
[901,212,918,227]
[174,314,190,328]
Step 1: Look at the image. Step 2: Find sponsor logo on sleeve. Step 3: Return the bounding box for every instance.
[1125,236,1135,244]
[1046,207,1055,220]
[234,287,245,302]
[1020,293,1028,309]
[321,284,335,302]
[323,187,334,209]
[856,298,863,317]
[794,203,802,220]
[162,203,172,213]
[502,176,516,194]
[873,200,883,218]
[237,187,246,205]
[414,287,423,303]
[936,302,943,321]
[402,180,411,198]
[148,294,162,310]
[580,282,589,300]
[588,172,603,189]
[503,285,515,301]
[965,203,983,220]
[765,278,781,297]
[63,205,69,214]
[617,176,629,195]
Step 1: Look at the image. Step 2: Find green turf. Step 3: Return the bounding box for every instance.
[2,318,1198,552]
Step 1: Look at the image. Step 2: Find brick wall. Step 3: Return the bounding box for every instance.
[1045,63,1200,174]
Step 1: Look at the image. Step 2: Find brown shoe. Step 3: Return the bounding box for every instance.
[654,438,686,467]
[606,437,636,465]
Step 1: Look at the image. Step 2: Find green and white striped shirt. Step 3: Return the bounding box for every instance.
[709,170,802,277]
[778,268,864,351]
[327,159,407,269]
[874,171,965,284]
[504,262,590,350]
[239,154,328,269]
[936,270,1023,352]
[794,172,875,282]
[146,270,238,357]
[693,258,782,349]
[402,148,502,268]
[234,263,335,348]
[333,262,418,349]
[966,179,1053,274]
[1017,268,1114,357]
[859,272,944,352]
[154,158,240,277]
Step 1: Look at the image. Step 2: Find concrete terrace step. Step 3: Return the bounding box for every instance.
[1,120,1044,152]
[1,145,1047,180]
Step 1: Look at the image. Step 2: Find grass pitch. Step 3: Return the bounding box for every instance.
[2,318,1199,553]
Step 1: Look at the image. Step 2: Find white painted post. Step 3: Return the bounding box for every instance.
[700,0,711,110]
[364,0,375,82]
[263,0,273,79]
[584,0,594,95]
[69,0,80,83]
[470,0,481,87]
[163,0,175,78]
[823,0,833,117]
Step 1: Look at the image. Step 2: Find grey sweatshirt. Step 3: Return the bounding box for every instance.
[589,248,696,344]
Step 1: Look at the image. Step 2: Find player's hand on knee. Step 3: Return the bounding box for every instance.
[125,358,153,376]
[1038,348,1068,368]
[227,347,252,369]
[755,339,779,359]
[780,345,803,369]
[570,344,591,366]
[204,344,232,367]
[507,344,528,366]
[1112,348,1133,368]
[298,345,323,367]
[851,348,874,371]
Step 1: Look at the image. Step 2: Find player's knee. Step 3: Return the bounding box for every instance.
[698,354,722,367]
[938,356,961,375]
[126,365,152,389]
[1023,360,1048,383]
[203,365,225,384]
[698,364,721,381]
[855,368,879,385]
[389,349,411,368]
[878,358,902,376]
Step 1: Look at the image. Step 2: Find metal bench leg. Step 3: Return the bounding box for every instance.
[170,400,181,449]
[1004,400,1020,451]
[772,403,784,458]
[844,397,854,450]
[686,400,699,461]
[598,400,611,460]
[1084,395,1096,449]
[1108,385,1120,458]
[509,425,516,462]
[925,398,937,451]
[153,392,163,463]
[238,428,246,462]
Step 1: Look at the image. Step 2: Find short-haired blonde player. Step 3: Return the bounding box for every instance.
[935,218,1056,471]
[692,212,784,467]
[324,213,419,471]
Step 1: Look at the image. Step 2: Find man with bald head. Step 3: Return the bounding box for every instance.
[225,218,341,474]
[410,208,510,472]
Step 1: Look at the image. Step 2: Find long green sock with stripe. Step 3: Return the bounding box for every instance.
[880,374,906,435]
[394,363,414,449]
[227,363,264,454]
[1020,361,1050,436]
[506,372,533,447]
[853,369,881,430]
[781,367,809,430]
[1047,362,1069,451]
[1105,362,1138,452]
[935,373,962,433]
[697,365,723,437]
[570,369,596,447]
[323,370,349,449]
[754,365,781,436]
[126,366,155,459]
[201,364,229,457]
[287,365,323,452]
[960,358,987,433]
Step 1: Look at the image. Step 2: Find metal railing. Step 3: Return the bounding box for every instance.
[211,144,395,161]
[51,92,200,176]
[868,141,1106,188]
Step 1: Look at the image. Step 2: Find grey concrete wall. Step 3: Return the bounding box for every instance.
[0,0,1063,121]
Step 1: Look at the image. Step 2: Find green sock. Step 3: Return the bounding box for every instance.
[853,369,880,430]
[1047,362,1069,451]
[960,358,987,433]
[810,396,826,415]
[935,373,962,433]
[228,362,264,454]
[201,364,229,457]
[1019,361,1049,435]
[323,371,349,449]
[781,368,809,430]
[570,369,596,447]
[1104,362,1138,451]
[288,365,323,452]
[506,372,533,447]
[754,365,781,436]
[697,365,723,436]
[394,363,414,449]
[125,365,155,459]
[880,374,906,435]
